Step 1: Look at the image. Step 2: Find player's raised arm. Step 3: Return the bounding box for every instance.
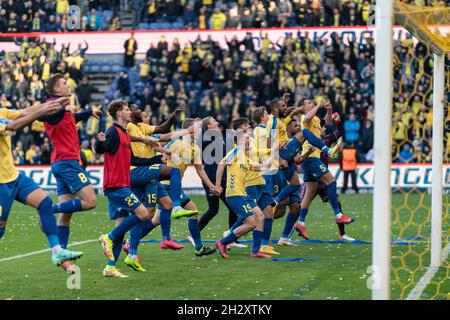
[152,105,185,134]
[304,98,325,124]
[6,98,66,131]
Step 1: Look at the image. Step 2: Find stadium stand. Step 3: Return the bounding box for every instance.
[0,0,448,166]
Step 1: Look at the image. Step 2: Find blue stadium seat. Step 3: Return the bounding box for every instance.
[112,65,121,73]
[171,22,184,29]
[101,65,112,73]
[91,65,100,73]
[160,23,172,30]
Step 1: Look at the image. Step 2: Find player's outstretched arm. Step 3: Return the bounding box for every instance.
[214,162,227,195]
[6,98,66,131]
[152,105,185,134]
[304,98,325,124]
[324,100,333,126]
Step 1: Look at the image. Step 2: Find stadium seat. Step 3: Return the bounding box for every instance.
[171,22,184,29]
[90,65,100,73]
[101,65,112,73]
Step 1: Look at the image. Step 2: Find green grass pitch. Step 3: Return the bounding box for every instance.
[0,194,447,300]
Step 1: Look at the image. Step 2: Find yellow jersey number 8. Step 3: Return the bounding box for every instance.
[78,172,88,183]
[125,194,139,207]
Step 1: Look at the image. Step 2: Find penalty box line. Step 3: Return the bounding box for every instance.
[406,243,450,300]
[0,239,97,263]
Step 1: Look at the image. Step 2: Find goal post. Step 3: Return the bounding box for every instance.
[372,0,394,301]
[431,53,444,268]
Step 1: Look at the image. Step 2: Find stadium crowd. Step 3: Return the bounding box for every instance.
[1,1,447,33]
[114,31,449,164]
[0,1,448,166]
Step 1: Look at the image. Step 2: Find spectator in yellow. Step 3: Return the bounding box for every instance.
[81,140,94,164]
[25,144,37,164]
[0,94,12,108]
[198,7,207,29]
[29,74,44,98]
[41,58,52,81]
[139,58,150,81]
[56,0,69,15]
[210,8,227,30]
[65,51,84,70]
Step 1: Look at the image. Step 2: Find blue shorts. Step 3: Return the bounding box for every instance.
[226,196,256,222]
[106,187,143,220]
[0,173,40,222]
[51,160,91,196]
[279,136,302,162]
[264,171,300,203]
[130,164,162,187]
[301,158,330,182]
[132,182,169,208]
[161,183,190,207]
[246,184,275,210]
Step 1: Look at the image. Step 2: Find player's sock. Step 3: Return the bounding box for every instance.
[52,199,83,214]
[274,184,300,204]
[188,218,202,251]
[141,220,156,239]
[0,227,5,239]
[129,222,144,255]
[326,181,341,216]
[38,197,61,250]
[170,168,182,208]
[252,230,264,253]
[262,218,273,246]
[107,234,125,267]
[301,128,328,152]
[282,212,297,238]
[160,209,172,241]
[57,226,70,249]
[299,208,309,223]
[221,231,237,245]
[108,215,142,242]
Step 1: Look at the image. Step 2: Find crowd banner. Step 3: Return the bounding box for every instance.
[1,26,449,54]
[17,164,450,192]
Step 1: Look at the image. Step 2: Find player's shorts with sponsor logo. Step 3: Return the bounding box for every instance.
[51,160,91,196]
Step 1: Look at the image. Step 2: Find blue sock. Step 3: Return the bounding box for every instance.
[282,213,298,238]
[170,168,182,207]
[0,227,5,239]
[52,199,83,214]
[141,220,156,239]
[221,231,237,245]
[107,234,124,267]
[299,208,309,223]
[129,221,145,255]
[302,128,327,151]
[252,230,264,253]
[188,218,202,251]
[108,214,142,242]
[37,197,60,248]
[57,226,70,249]
[262,218,273,246]
[327,181,341,215]
[160,209,172,241]
[275,184,300,203]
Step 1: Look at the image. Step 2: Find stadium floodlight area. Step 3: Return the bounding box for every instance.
[373,0,449,300]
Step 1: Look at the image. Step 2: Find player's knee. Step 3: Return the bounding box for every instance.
[84,197,97,210]
[38,196,53,212]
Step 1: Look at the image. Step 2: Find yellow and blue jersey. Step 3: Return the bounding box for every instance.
[0,109,20,184]
[223,146,252,197]
[300,114,321,159]
[127,122,157,169]
[266,115,292,144]
[246,127,269,187]
[161,138,202,185]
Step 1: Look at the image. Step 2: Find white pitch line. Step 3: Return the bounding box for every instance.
[0,239,96,263]
[406,243,450,300]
